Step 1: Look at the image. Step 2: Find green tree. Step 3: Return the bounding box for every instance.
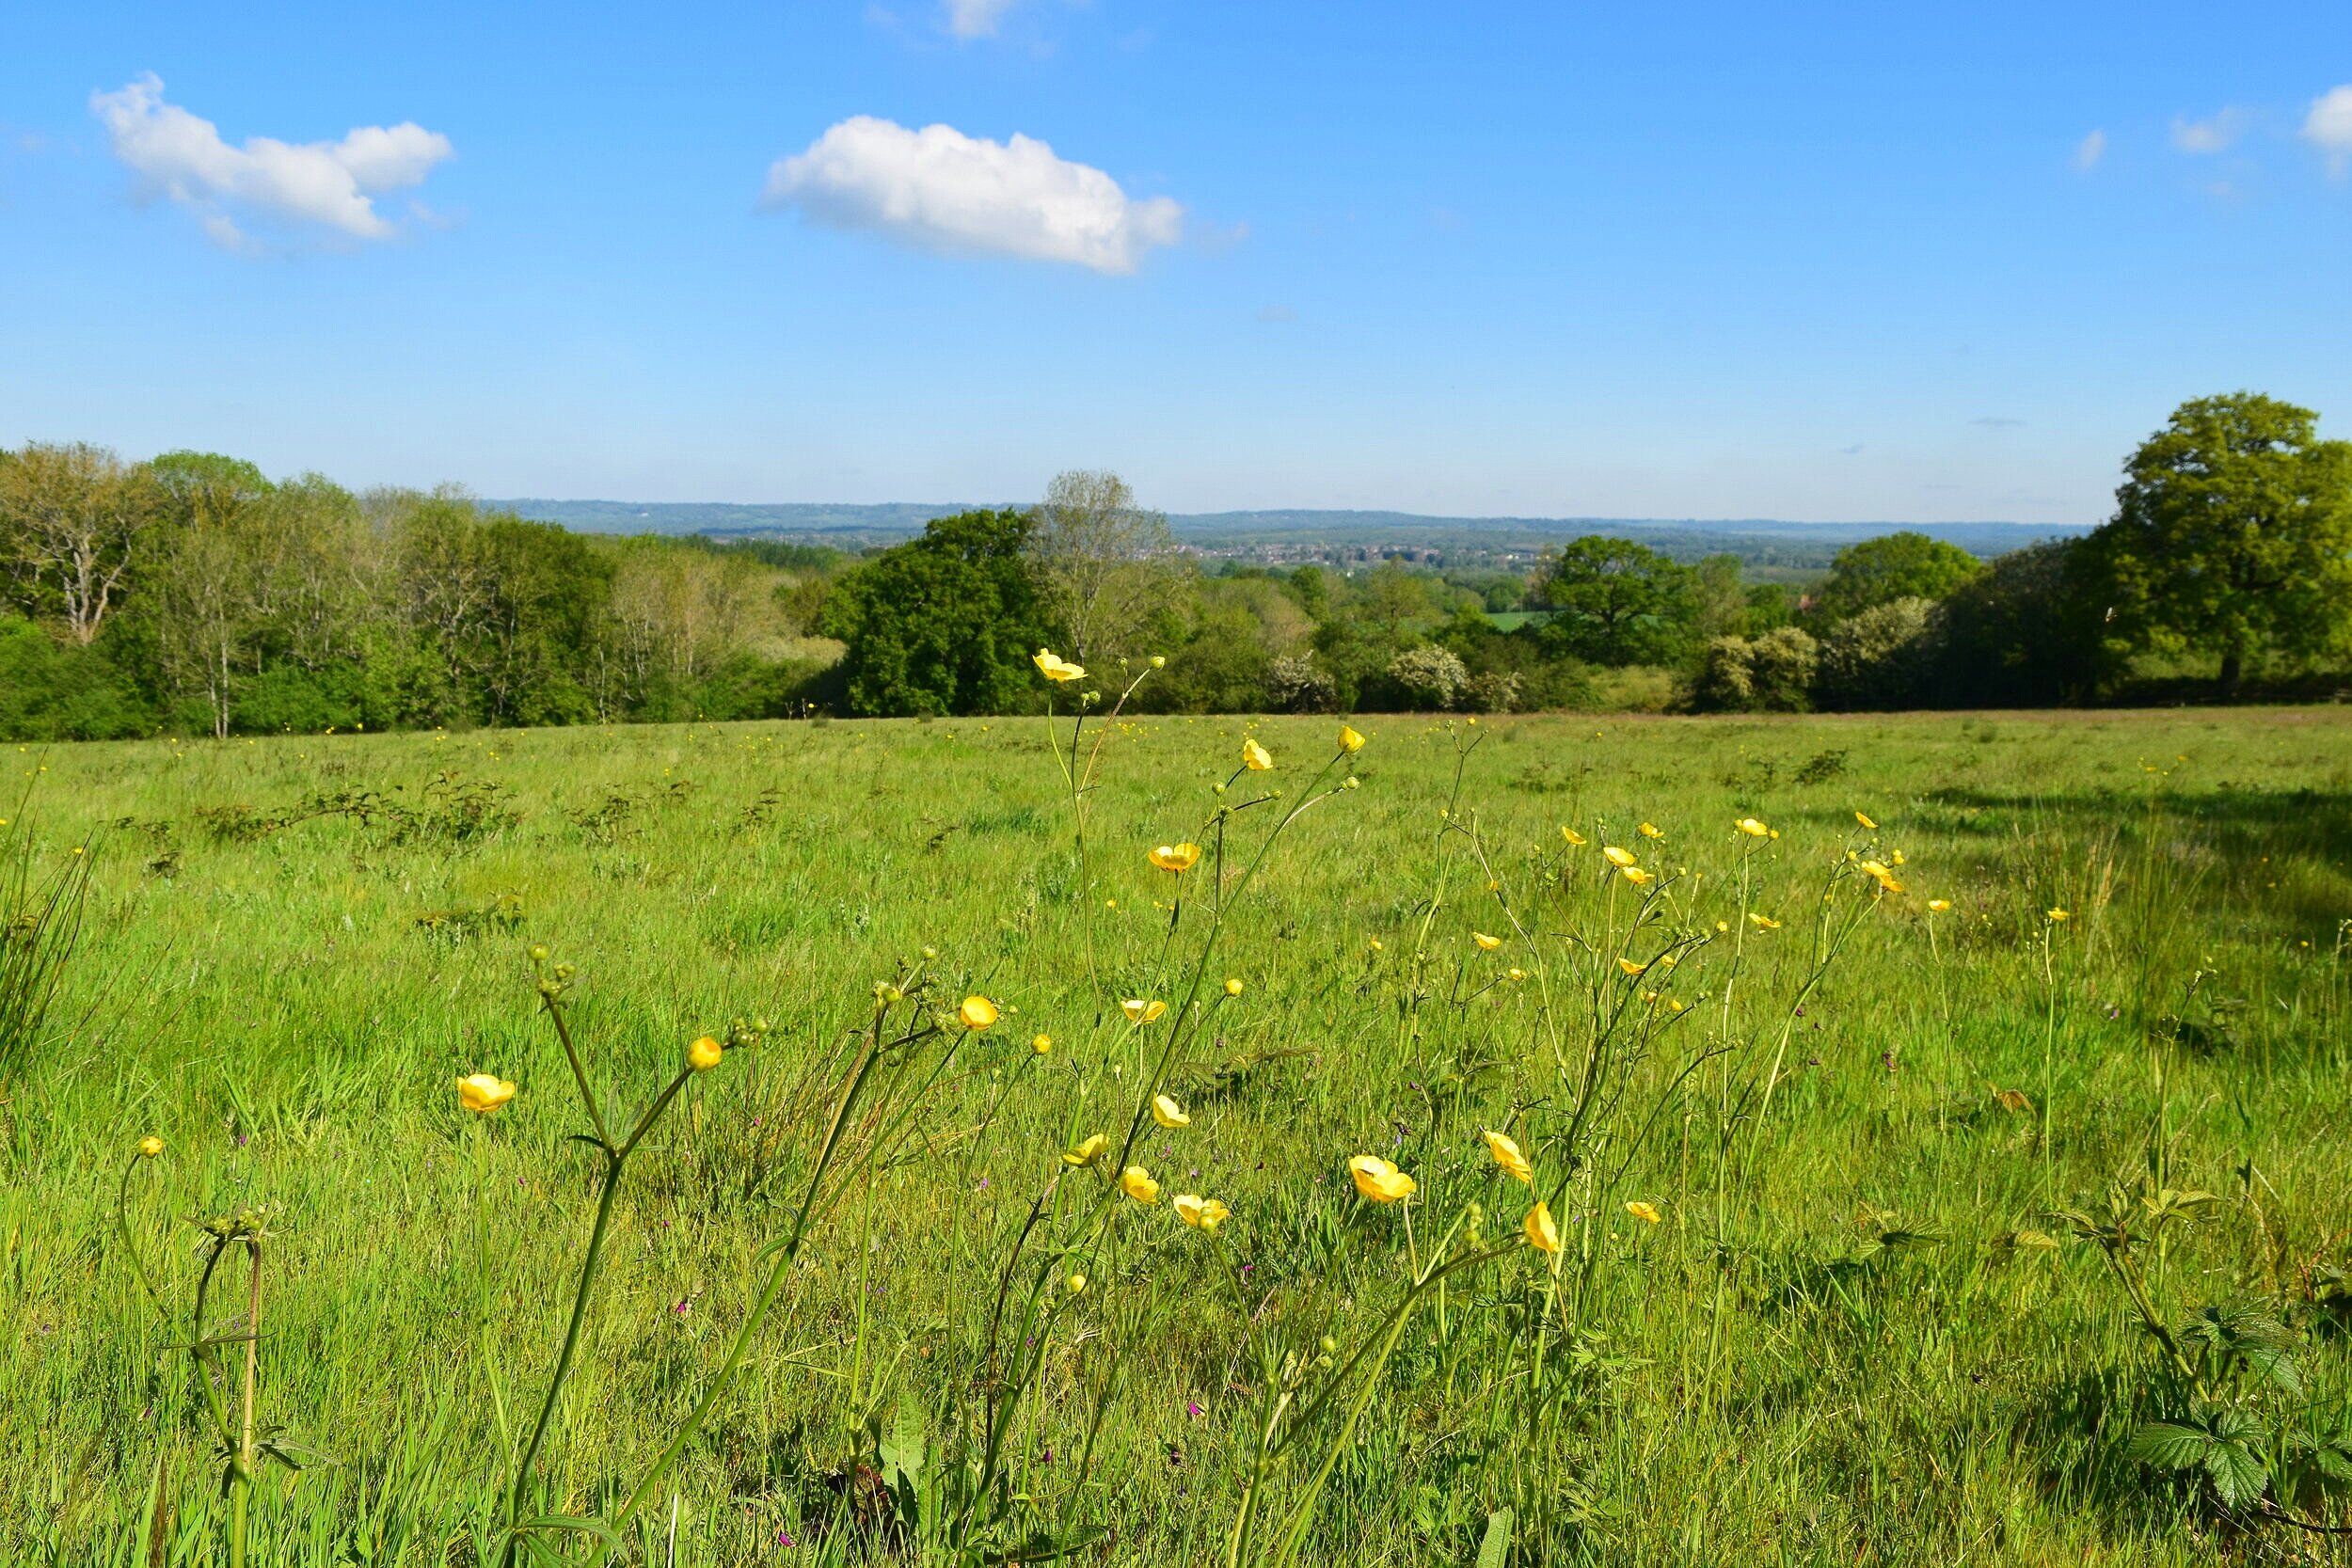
[1361,560,1433,635]
[1027,470,1183,666]
[1812,531,1983,620]
[0,441,163,644]
[1932,539,2098,705]
[821,510,1058,716]
[1529,537,1695,666]
[2083,392,2352,699]
[1689,553,1752,641]
[1284,563,1331,621]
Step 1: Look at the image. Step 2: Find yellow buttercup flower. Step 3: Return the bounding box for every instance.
[456,1073,517,1113]
[1638,822,1663,839]
[1152,1094,1190,1129]
[1338,724,1366,753]
[1066,1273,1088,1295]
[1748,912,1780,929]
[1473,932,1503,951]
[1031,1033,1053,1055]
[958,995,999,1031]
[1148,842,1202,873]
[1506,966,1527,981]
[1482,1129,1532,1183]
[1224,977,1244,996]
[1619,865,1654,887]
[1561,826,1587,847]
[1033,648,1086,682]
[138,1135,165,1159]
[1859,860,1904,894]
[2046,908,2071,922]
[1617,957,1647,976]
[1926,898,1951,913]
[1626,1200,1661,1226]
[1523,1201,1562,1254]
[1735,817,1770,837]
[1242,737,1274,771]
[686,1036,724,1071]
[1855,811,1878,831]
[1121,998,1168,1024]
[1348,1154,1417,1203]
[1120,1165,1161,1204]
[1173,1194,1231,1231]
[1602,846,1637,868]
[1064,1132,1109,1167]
[1890,849,1905,865]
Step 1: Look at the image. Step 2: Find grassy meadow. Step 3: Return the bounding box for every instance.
[7,704,2352,1565]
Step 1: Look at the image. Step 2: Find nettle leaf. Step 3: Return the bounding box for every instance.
[2203,1439,2270,1511]
[2287,1429,2352,1489]
[2126,1421,2217,1473]
[2243,1346,2303,1398]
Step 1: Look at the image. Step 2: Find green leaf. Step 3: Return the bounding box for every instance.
[1477,1507,1516,1568]
[2242,1346,2303,1398]
[2126,1420,2214,1473]
[2202,1439,2269,1511]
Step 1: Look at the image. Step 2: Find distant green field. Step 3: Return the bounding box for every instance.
[1482,610,1552,632]
[7,706,2350,1564]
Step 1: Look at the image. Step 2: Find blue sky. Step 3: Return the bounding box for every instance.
[3,3,2348,524]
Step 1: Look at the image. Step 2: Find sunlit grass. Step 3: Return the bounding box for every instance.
[4,705,2350,1564]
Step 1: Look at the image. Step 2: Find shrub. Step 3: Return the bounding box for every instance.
[0,617,155,740]
[1266,654,1339,713]
[1689,626,1818,713]
[1464,669,1524,713]
[1384,644,1470,709]
[1815,597,1937,710]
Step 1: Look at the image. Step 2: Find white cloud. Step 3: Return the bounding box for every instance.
[2169,108,2244,154]
[2073,129,2106,171]
[89,72,452,247]
[2304,85,2352,175]
[762,116,1183,274]
[942,0,1020,38]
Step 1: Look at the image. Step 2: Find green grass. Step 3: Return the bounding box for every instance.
[6,706,2351,1564]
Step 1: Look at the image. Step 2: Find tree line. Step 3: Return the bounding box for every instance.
[0,451,838,739]
[4,393,2345,738]
[813,394,2352,718]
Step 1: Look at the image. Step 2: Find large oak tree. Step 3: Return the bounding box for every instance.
[2085,393,2352,699]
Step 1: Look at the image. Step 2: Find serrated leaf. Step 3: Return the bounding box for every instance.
[2243,1346,2303,1398]
[2126,1420,2214,1472]
[2302,1436,2352,1487]
[2203,1439,2269,1510]
[1477,1508,1515,1568]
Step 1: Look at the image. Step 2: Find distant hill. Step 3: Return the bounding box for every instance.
[492,499,2089,572]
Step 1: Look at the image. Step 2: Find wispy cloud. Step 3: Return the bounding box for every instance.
[762,116,1182,274]
[2169,108,2244,154]
[89,72,451,250]
[2304,85,2352,176]
[942,0,1020,38]
[2073,129,2106,171]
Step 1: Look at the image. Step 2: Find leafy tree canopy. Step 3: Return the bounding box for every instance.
[821,509,1060,717]
[2082,391,2352,698]
[1812,531,1983,619]
[1529,536,1695,666]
